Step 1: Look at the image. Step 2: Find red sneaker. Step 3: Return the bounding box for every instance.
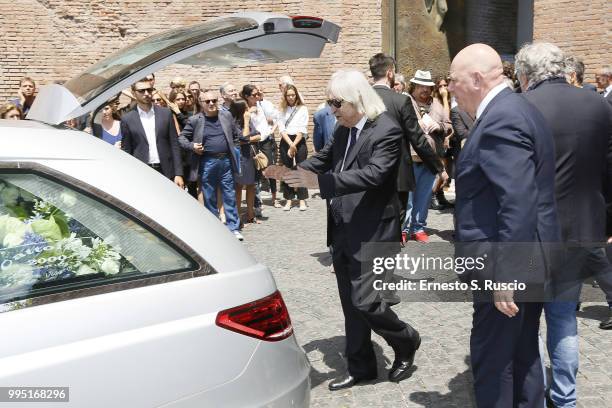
[411,231,429,243]
[401,231,408,244]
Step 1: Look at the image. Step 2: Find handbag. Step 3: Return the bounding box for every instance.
[251,145,269,170]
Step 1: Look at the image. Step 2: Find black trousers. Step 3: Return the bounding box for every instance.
[258,138,277,194]
[470,301,544,408]
[279,136,308,200]
[398,191,409,228]
[332,223,417,378]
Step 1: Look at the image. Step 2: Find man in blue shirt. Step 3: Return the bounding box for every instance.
[179,89,243,240]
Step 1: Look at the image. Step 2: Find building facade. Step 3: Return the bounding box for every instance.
[0,1,609,107]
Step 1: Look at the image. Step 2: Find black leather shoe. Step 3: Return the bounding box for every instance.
[328,373,376,391]
[600,309,612,330]
[389,334,421,383]
[430,195,445,210]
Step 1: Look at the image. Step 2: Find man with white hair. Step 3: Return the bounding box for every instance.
[265,69,420,389]
[449,43,560,407]
[218,82,238,112]
[596,66,612,105]
[517,41,612,408]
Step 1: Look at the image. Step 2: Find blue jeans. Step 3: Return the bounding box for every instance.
[544,301,578,408]
[200,155,240,232]
[403,163,436,233]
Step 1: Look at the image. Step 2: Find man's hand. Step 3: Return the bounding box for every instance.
[174,176,185,189]
[494,290,519,318]
[608,236,612,244]
[114,141,122,149]
[263,165,291,180]
[193,143,204,155]
[284,167,319,189]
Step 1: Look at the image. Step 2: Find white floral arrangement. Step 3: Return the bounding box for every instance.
[0,180,126,293]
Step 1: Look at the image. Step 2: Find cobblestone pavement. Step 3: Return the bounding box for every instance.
[241,191,612,408]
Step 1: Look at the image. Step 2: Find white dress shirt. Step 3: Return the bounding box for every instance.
[604,84,612,98]
[476,82,510,119]
[278,105,308,135]
[341,114,367,171]
[250,104,274,142]
[137,105,160,164]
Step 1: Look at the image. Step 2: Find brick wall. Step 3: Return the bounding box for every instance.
[533,0,611,86]
[465,0,518,55]
[0,0,383,121]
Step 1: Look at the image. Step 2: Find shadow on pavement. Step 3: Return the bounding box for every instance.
[409,355,475,407]
[303,336,397,389]
[310,251,333,267]
[576,304,610,322]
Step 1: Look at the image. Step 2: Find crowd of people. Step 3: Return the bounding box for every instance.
[3,44,612,408]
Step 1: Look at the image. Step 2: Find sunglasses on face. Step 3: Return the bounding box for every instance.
[135,88,154,94]
[326,98,344,108]
[201,99,218,105]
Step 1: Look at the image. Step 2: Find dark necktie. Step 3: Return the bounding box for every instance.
[331,127,359,225]
[341,127,358,171]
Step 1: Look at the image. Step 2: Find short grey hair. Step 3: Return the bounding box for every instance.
[515,42,566,88]
[278,75,294,86]
[600,66,612,77]
[564,56,585,84]
[395,73,406,86]
[219,82,234,95]
[327,69,386,120]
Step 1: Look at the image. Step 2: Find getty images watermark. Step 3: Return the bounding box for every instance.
[371,253,527,292]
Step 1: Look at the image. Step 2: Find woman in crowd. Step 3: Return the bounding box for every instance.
[168,89,189,129]
[403,70,452,242]
[93,102,122,147]
[231,100,259,225]
[430,76,454,210]
[278,84,309,211]
[152,90,168,108]
[241,84,279,211]
[0,103,23,120]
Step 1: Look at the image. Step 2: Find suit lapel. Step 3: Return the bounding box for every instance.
[334,127,349,172]
[153,105,162,151]
[471,87,512,134]
[132,108,148,148]
[342,119,373,170]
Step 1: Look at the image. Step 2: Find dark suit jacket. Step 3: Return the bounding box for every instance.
[300,113,402,257]
[524,77,612,243]
[120,105,183,179]
[313,105,336,152]
[178,110,241,182]
[450,106,474,148]
[372,85,442,192]
[455,87,560,284]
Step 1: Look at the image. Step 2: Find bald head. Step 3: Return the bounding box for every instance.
[448,44,506,117]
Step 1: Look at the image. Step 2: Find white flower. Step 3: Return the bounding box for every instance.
[60,192,77,207]
[75,264,96,276]
[0,263,35,289]
[0,186,20,206]
[100,259,120,275]
[63,234,91,260]
[0,215,30,248]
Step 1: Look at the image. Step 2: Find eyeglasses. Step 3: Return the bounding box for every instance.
[201,99,218,105]
[153,98,163,103]
[135,88,154,94]
[326,98,344,108]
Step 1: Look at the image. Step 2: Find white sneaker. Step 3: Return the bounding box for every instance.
[283,201,292,211]
[233,231,244,241]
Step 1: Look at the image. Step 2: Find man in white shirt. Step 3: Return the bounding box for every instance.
[121,79,184,188]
